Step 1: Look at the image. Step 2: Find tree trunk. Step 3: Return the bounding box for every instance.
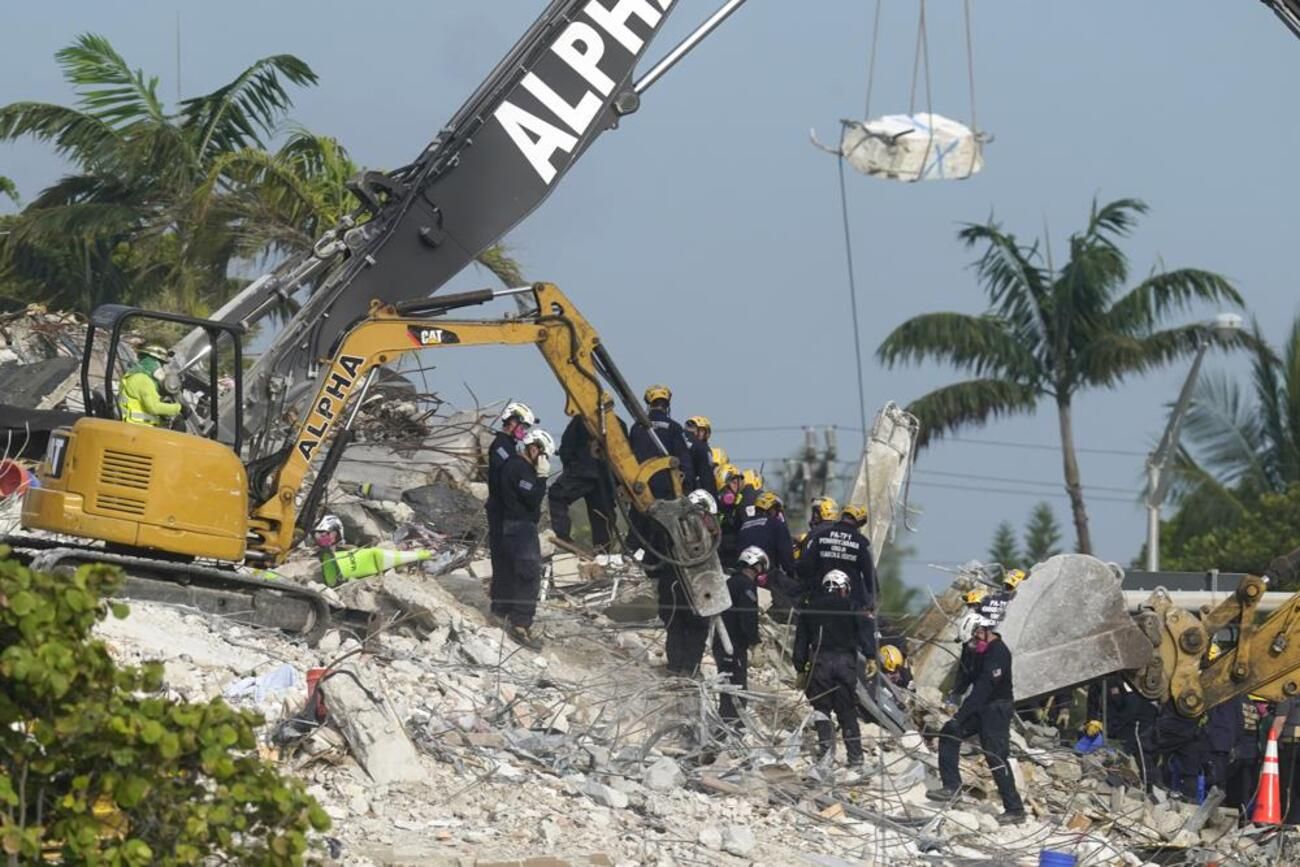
[1056,397,1093,554]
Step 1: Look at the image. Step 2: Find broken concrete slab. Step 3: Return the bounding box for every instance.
[318,663,424,785]
[642,757,685,793]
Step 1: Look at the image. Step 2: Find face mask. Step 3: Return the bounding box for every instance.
[152,367,167,383]
[512,425,528,441]
[720,491,736,506]
[973,639,990,654]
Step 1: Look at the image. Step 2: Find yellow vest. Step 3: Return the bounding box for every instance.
[117,371,179,426]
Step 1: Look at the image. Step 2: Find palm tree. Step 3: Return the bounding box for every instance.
[0,34,316,314]
[1162,315,1300,543]
[877,198,1244,554]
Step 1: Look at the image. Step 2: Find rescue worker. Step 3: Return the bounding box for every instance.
[1226,695,1268,810]
[1202,645,1242,795]
[738,468,764,511]
[736,491,796,585]
[629,385,693,501]
[495,427,555,649]
[881,644,913,690]
[548,414,621,560]
[484,402,536,620]
[710,446,729,476]
[683,416,717,495]
[715,464,745,568]
[1155,700,1206,801]
[929,617,1027,825]
[800,505,877,662]
[715,546,766,727]
[118,344,185,426]
[794,569,871,767]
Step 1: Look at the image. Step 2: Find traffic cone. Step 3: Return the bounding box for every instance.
[1251,721,1283,825]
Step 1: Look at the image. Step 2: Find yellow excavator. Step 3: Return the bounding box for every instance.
[11,283,728,639]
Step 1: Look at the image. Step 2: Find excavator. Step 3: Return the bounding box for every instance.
[10,282,729,641]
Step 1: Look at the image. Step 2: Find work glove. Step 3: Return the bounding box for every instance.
[1084,719,1104,738]
[535,455,552,477]
[179,405,193,421]
[795,662,811,691]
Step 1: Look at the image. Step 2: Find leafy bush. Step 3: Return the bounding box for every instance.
[0,546,328,864]
[1159,484,1300,588]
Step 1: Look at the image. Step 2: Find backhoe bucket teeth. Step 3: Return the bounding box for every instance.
[856,674,913,735]
[998,554,1155,702]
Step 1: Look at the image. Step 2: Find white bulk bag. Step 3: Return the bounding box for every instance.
[840,112,983,182]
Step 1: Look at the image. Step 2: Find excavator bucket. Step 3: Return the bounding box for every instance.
[647,498,730,618]
[997,554,1155,702]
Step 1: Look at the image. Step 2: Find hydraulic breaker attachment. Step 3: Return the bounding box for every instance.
[647,498,729,618]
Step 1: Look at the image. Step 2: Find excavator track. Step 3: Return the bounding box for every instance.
[5,536,332,643]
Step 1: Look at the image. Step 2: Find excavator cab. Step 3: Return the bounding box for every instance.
[21,307,252,562]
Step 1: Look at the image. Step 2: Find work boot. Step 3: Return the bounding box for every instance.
[925,787,960,803]
[997,810,1028,826]
[845,747,865,769]
[814,720,835,761]
[508,624,543,651]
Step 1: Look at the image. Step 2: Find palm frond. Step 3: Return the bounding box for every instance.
[957,221,1053,354]
[1083,197,1147,241]
[181,55,317,164]
[57,34,166,128]
[475,244,526,288]
[1179,371,1269,491]
[875,311,1040,381]
[906,378,1041,448]
[0,176,17,206]
[0,102,122,168]
[1103,268,1243,336]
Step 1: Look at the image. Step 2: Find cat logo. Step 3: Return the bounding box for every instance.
[408,326,461,347]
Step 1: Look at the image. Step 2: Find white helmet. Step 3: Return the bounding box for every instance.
[312,514,344,546]
[822,569,850,595]
[738,546,769,573]
[687,488,718,515]
[498,401,537,429]
[518,428,556,456]
[957,610,995,643]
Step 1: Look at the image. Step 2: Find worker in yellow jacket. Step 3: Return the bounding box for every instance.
[117,344,183,426]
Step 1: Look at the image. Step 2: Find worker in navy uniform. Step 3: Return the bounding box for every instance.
[495,428,554,650]
[683,415,717,495]
[929,617,1027,826]
[629,384,693,500]
[485,402,536,620]
[548,414,622,558]
[880,644,913,690]
[714,464,745,568]
[715,546,767,727]
[794,569,871,767]
[801,504,877,663]
[736,491,796,587]
[1155,701,1206,801]
[1226,695,1267,810]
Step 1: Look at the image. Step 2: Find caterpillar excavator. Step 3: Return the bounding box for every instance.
[10,282,729,640]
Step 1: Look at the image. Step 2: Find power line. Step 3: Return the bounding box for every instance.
[875,478,1138,505]
[715,424,1147,458]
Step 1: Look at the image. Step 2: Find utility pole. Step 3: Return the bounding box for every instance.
[782,426,837,526]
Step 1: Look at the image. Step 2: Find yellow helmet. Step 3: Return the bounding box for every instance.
[742,469,763,491]
[710,445,729,467]
[1207,642,1222,662]
[1003,568,1027,589]
[840,503,868,526]
[686,415,712,435]
[810,496,839,523]
[719,463,742,484]
[793,531,808,560]
[755,490,780,511]
[880,645,904,673]
[644,384,672,405]
[964,587,988,606]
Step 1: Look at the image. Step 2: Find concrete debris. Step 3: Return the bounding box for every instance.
[318,662,425,786]
[642,757,686,793]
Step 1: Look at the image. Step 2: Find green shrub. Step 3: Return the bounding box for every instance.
[0,546,329,865]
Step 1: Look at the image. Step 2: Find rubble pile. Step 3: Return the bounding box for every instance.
[93,541,1295,865]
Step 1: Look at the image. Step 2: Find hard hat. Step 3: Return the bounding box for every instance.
[139,343,170,362]
[741,469,763,491]
[963,587,988,606]
[1003,568,1027,589]
[957,611,979,643]
[498,401,537,428]
[880,645,904,673]
[710,446,729,467]
[723,464,743,482]
[822,569,850,595]
[840,503,868,526]
[755,491,780,512]
[810,496,839,523]
[738,545,770,573]
[644,384,672,404]
[312,514,345,547]
[518,428,556,456]
[685,415,711,435]
[1207,642,1222,662]
[687,488,718,515]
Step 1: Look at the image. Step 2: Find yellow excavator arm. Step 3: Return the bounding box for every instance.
[1133,546,1300,716]
[248,282,677,560]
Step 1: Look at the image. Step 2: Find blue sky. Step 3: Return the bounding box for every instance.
[4,1,1298,591]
